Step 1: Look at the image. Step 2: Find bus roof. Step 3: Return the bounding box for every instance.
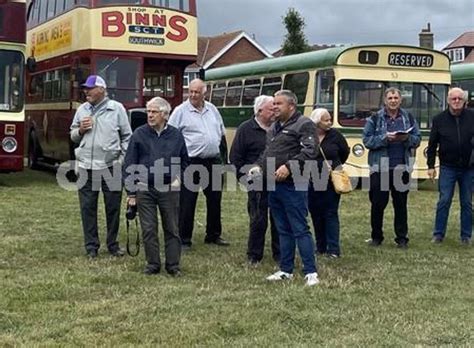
[205,44,449,81]
[451,62,474,81]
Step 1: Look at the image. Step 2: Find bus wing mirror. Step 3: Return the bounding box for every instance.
[26,57,37,73]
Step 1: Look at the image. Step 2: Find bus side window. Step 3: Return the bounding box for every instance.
[459,81,474,109]
[468,90,474,109]
[211,82,226,107]
[205,84,211,101]
[43,71,53,101]
[261,76,282,96]
[225,80,243,106]
[242,79,261,105]
[61,69,71,100]
[29,74,44,99]
[315,69,334,107]
[283,72,309,104]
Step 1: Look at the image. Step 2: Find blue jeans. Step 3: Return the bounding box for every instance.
[433,166,473,239]
[269,183,316,275]
[308,182,341,255]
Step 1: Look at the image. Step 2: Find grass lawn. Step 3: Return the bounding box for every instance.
[0,169,472,346]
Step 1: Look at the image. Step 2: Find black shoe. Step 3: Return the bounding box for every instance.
[87,250,98,259]
[143,267,160,275]
[168,269,182,277]
[396,241,408,249]
[181,243,192,251]
[247,258,261,266]
[366,238,382,247]
[205,237,230,246]
[110,248,125,257]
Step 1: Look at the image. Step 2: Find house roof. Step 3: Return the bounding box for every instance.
[443,31,474,49]
[188,30,272,70]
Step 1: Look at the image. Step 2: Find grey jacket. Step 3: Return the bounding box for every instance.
[70,98,132,170]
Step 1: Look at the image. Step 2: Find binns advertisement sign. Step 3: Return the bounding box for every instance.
[97,6,196,54]
[28,6,197,61]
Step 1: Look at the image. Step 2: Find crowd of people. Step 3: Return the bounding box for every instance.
[70,76,474,286]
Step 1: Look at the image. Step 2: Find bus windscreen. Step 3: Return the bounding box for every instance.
[0,50,24,112]
[337,80,447,129]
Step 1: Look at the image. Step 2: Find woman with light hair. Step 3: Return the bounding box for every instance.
[308,108,349,258]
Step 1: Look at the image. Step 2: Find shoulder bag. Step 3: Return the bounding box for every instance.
[320,147,353,194]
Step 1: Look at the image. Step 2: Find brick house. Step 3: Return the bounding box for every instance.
[183,30,272,97]
[443,31,474,64]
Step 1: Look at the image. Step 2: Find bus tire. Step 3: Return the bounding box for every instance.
[28,130,40,170]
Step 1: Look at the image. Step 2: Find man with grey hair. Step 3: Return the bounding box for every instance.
[230,95,280,265]
[251,89,320,286]
[427,87,474,245]
[70,75,132,259]
[168,78,230,249]
[123,97,189,275]
[363,87,421,249]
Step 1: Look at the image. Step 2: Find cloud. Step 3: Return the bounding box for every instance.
[197,0,474,52]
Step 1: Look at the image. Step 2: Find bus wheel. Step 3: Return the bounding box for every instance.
[28,131,40,170]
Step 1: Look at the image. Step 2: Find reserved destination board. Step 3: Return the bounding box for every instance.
[388,52,434,67]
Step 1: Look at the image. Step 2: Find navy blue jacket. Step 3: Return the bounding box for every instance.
[229,117,267,179]
[123,123,189,195]
[427,108,474,169]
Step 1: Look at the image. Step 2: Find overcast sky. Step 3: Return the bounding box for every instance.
[197,0,474,54]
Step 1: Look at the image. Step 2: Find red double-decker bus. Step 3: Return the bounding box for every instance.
[0,0,26,172]
[26,0,197,168]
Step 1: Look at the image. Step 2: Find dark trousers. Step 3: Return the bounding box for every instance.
[308,182,342,256]
[179,157,222,245]
[247,190,280,262]
[78,168,122,253]
[137,189,181,273]
[369,170,410,244]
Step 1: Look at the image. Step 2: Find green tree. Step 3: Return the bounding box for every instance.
[281,8,311,56]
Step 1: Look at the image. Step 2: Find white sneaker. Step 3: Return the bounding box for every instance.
[266,270,293,281]
[304,272,320,286]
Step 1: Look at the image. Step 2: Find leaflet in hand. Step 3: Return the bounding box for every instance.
[387,126,413,136]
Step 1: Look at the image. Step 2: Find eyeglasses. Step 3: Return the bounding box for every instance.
[450,97,464,101]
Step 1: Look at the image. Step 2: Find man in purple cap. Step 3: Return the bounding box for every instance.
[70,75,132,259]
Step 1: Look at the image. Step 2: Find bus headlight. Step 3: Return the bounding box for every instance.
[352,143,365,157]
[2,137,18,153]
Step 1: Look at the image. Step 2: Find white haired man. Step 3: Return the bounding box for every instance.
[230,95,280,265]
[123,97,189,275]
[168,79,230,249]
[427,87,474,245]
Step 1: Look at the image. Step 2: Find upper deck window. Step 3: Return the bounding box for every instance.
[96,0,190,12]
[39,0,47,23]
